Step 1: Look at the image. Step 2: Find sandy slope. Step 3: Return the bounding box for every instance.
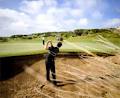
[0,55,120,98]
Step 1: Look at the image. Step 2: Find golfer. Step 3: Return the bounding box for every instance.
[44,40,62,85]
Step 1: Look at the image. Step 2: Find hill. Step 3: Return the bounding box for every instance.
[0,28,120,42]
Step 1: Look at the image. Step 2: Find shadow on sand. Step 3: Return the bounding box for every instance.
[0,54,43,81]
[40,79,77,90]
[55,79,76,87]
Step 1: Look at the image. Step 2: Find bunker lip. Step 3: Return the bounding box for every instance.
[0,52,115,81]
[0,54,42,81]
[0,51,115,58]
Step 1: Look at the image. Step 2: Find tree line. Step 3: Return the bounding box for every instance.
[0,28,119,42]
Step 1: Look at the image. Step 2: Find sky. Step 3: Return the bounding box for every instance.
[0,0,120,37]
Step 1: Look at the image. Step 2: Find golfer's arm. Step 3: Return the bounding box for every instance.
[49,41,53,47]
[44,41,53,50]
[44,42,49,50]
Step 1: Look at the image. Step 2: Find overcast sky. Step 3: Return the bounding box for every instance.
[0,0,120,36]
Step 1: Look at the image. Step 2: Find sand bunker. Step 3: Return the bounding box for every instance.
[0,54,120,98]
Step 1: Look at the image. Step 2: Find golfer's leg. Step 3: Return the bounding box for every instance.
[51,62,56,84]
[46,62,50,81]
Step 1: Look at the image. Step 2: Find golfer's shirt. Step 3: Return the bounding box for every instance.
[45,46,59,62]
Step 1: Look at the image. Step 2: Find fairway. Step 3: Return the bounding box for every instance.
[0,42,43,57]
[0,38,120,57]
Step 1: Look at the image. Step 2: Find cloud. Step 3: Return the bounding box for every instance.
[20,0,44,14]
[104,18,120,27]
[79,18,88,26]
[20,0,57,14]
[63,0,97,9]
[0,7,62,36]
[92,11,103,19]
[0,0,119,36]
[0,8,32,36]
